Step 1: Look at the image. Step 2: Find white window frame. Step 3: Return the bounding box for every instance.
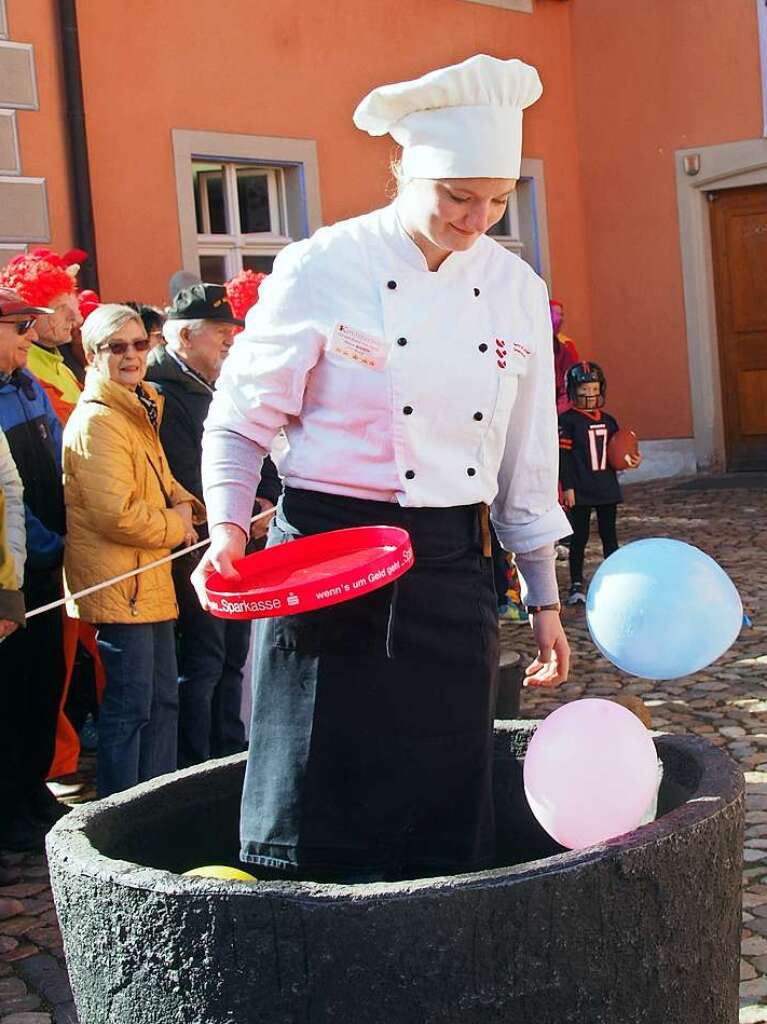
[486,159,551,288]
[194,161,292,279]
[172,130,322,281]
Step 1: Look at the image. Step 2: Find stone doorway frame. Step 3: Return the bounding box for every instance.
[675,138,767,470]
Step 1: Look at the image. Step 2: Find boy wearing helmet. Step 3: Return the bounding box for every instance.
[559,362,640,606]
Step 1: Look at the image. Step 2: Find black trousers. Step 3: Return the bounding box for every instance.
[0,572,66,816]
[568,503,619,585]
[240,488,500,879]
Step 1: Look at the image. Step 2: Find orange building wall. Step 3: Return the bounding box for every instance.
[11,1,767,446]
[63,0,593,342]
[571,0,764,441]
[7,0,74,255]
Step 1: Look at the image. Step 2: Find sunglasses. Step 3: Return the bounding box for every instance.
[98,338,151,355]
[0,318,36,335]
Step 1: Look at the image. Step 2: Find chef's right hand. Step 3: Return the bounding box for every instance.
[192,522,247,610]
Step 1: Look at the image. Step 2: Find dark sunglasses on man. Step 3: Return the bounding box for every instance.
[0,317,37,335]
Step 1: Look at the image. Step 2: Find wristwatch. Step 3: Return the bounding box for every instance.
[525,603,561,614]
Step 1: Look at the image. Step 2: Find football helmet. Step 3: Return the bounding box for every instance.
[566,360,606,410]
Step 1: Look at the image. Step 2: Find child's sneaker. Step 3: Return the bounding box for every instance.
[566,583,586,606]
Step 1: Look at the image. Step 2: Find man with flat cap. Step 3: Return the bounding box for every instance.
[147,284,280,767]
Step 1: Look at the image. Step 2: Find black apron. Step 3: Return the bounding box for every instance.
[240,487,500,878]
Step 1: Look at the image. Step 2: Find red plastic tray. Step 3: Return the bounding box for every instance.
[205,525,414,620]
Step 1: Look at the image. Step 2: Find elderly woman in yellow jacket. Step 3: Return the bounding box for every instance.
[63,304,204,797]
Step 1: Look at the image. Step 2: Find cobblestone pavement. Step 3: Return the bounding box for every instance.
[1,477,765,1021]
[0,758,94,1022]
[503,477,767,1023]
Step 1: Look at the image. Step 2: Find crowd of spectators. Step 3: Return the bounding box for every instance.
[0,249,272,852]
[0,246,598,855]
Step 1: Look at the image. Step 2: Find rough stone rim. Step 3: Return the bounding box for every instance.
[46,726,744,901]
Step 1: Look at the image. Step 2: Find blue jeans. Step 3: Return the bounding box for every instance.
[174,564,250,768]
[95,621,178,798]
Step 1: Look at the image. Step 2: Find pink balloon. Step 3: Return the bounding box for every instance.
[523,699,659,850]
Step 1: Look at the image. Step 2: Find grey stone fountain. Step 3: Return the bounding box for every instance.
[47,721,744,1024]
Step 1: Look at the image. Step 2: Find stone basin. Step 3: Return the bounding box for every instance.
[47,722,744,1024]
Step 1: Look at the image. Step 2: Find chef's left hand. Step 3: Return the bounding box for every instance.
[524,609,570,688]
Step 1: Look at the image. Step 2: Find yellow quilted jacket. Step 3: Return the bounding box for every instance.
[0,491,24,624]
[63,373,205,624]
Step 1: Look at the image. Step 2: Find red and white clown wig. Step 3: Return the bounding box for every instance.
[0,247,86,308]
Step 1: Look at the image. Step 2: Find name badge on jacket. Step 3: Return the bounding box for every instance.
[328,323,390,372]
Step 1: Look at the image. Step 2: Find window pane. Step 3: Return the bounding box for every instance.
[487,210,511,237]
[199,255,227,283]
[237,170,272,233]
[193,176,203,234]
[243,254,276,274]
[193,163,227,234]
[206,174,226,234]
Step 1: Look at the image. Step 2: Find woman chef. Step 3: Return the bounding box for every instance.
[194,54,572,881]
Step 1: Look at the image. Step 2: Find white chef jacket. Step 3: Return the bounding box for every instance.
[203,202,570,555]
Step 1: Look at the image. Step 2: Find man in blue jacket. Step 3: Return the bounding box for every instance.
[0,288,69,851]
[146,284,280,767]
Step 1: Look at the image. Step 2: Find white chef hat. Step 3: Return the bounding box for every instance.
[353,54,542,180]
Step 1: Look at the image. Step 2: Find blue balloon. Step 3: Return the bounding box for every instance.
[585,538,742,680]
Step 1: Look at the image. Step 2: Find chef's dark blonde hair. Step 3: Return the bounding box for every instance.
[388,152,411,198]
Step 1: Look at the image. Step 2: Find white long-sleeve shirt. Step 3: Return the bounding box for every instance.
[203,203,570,600]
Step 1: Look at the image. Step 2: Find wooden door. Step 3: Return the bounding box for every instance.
[710,184,767,471]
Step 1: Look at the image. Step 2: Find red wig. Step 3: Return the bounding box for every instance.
[0,247,86,307]
[225,269,266,326]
